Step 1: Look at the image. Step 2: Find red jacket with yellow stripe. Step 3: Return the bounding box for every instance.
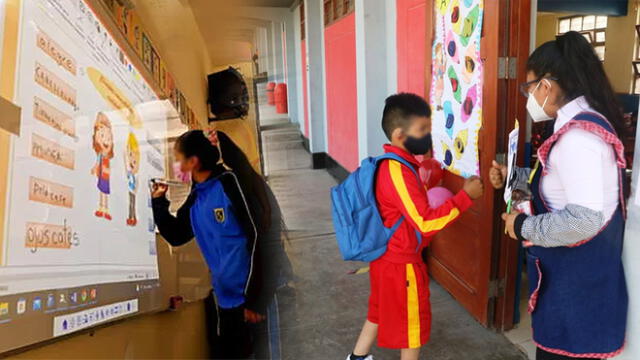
[375,144,473,262]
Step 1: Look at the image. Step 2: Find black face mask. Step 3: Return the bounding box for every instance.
[403,133,433,155]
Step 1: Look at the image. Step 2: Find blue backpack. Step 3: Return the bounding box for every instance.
[331,153,421,262]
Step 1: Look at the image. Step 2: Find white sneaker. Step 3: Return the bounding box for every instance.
[345,355,373,360]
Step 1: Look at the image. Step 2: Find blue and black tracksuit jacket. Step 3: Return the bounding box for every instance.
[152,165,264,312]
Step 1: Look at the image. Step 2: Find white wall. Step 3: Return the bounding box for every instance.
[305,0,328,154]
[241,6,301,125]
[293,5,305,129]
[355,0,398,161]
[617,102,640,360]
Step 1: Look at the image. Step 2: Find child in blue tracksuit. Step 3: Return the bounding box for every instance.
[152,130,266,359]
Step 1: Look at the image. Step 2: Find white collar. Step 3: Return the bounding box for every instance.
[553,96,593,133]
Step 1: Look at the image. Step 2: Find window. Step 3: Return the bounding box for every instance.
[323,0,354,26]
[633,25,640,94]
[557,15,607,61]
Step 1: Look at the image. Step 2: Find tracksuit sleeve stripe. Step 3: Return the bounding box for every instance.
[388,160,461,234]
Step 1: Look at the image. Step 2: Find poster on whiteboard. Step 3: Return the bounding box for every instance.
[0,0,169,352]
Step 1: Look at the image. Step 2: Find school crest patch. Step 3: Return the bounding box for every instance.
[214,208,225,223]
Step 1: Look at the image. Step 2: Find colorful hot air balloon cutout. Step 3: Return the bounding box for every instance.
[437,0,451,15]
[445,30,459,63]
[441,142,454,167]
[453,129,468,160]
[447,66,462,103]
[462,41,477,84]
[443,101,455,138]
[451,0,462,34]
[462,84,477,123]
[459,5,480,47]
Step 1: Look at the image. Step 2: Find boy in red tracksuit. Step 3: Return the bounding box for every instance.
[347,93,484,360]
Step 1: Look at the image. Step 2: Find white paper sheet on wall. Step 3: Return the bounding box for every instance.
[504,120,519,205]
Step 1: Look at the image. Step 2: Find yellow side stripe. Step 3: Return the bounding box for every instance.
[406,263,421,348]
[389,160,460,234]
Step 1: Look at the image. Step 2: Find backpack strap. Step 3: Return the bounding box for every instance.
[376,153,424,252]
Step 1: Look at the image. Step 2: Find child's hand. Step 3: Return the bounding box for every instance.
[489,160,507,189]
[463,176,484,200]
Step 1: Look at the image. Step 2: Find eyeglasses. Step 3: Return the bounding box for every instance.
[519,77,558,98]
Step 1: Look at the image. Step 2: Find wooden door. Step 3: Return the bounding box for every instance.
[493,0,532,331]
[424,0,516,326]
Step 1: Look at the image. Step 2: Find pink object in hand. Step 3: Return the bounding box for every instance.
[427,186,454,208]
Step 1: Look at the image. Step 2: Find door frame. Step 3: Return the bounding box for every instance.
[491,0,533,331]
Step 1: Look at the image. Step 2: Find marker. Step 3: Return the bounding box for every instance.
[505,199,512,235]
[149,178,188,186]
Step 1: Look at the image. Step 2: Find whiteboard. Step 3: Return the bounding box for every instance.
[0,0,167,352]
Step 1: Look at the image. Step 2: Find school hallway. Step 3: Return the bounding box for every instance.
[259,111,528,360]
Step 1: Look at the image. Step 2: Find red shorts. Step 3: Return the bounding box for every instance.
[367,257,431,349]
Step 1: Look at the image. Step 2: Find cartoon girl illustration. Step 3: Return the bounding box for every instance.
[91,112,114,220]
[125,132,140,226]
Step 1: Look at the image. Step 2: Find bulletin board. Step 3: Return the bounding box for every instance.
[430,0,485,177]
[0,0,179,353]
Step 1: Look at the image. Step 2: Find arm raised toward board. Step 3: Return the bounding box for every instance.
[151,183,194,246]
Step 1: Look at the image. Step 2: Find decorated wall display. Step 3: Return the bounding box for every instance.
[430,0,484,177]
[102,0,196,126]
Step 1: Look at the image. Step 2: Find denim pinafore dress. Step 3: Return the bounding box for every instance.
[527,112,628,358]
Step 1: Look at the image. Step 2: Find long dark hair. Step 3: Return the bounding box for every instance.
[217,131,262,201]
[175,130,220,171]
[527,31,625,139]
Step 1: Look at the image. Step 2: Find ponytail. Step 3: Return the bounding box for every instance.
[527,31,626,138]
[175,130,221,171]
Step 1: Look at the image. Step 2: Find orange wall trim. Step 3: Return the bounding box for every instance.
[0,0,22,266]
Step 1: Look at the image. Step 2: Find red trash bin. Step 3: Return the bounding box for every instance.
[266,82,276,105]
[274,83,288,114]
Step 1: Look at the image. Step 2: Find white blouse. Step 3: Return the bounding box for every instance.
[540,96,619,222]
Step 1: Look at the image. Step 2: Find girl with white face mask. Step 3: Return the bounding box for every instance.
[489,31,628,360]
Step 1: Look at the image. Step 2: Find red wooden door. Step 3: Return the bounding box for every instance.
[424,0,513,326]
[397,0,427,95]
[324,14,358,171]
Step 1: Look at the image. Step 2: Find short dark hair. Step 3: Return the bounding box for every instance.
[381,93,431,140]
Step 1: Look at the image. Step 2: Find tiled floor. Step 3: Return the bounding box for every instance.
[504,274,535,360]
